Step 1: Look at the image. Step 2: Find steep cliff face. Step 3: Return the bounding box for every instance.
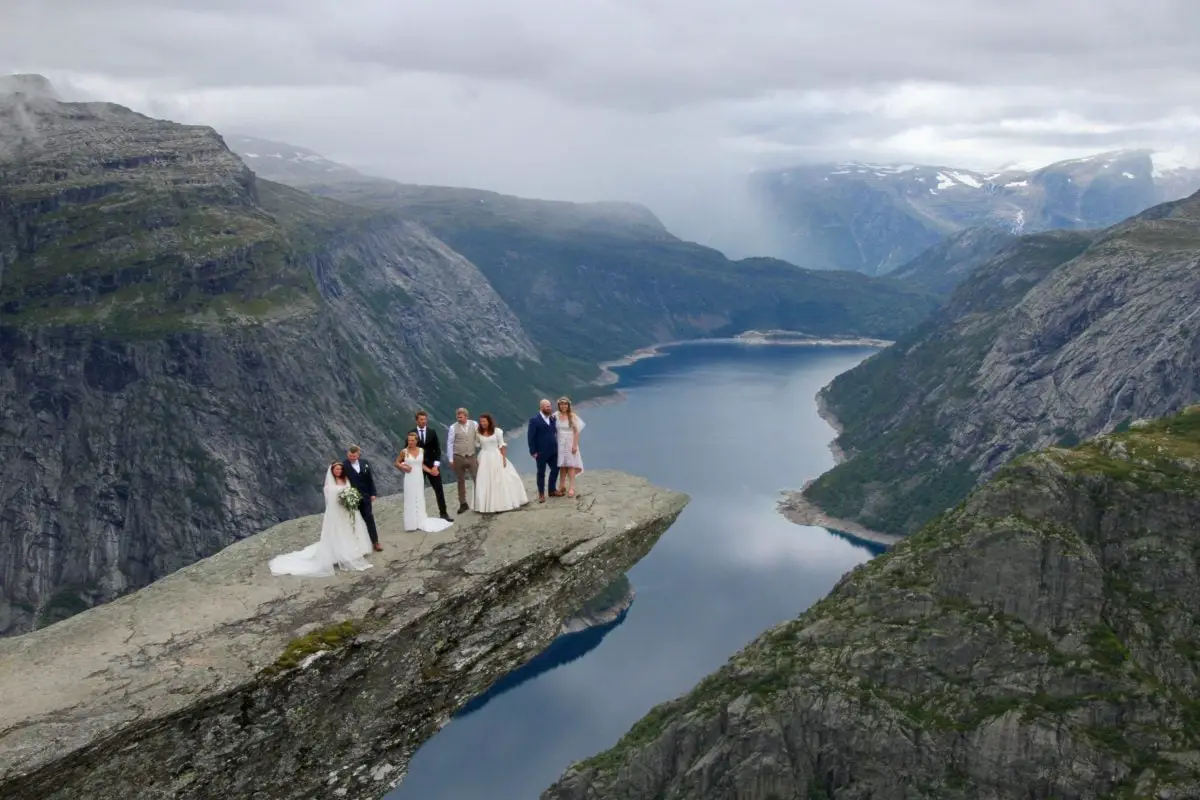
[0,87,564,636]
[230,135,940,364]
[0,471,688,800]
[545,409,1200,799]
[802,192,1200,536]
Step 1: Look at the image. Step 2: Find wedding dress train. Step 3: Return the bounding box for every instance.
[401,448,454,533]
[270,470,373,577]
[474,429,529,513]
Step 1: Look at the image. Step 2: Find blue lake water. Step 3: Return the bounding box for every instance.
[392,342,883,799]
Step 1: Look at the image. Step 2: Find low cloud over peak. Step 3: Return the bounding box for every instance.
[3,0,1198,250]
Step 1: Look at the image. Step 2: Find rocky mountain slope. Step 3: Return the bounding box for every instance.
[801,190,1200,537]
[544,408,1200,799]
[230,135,939,363]
[0,80,573,636]
[887,225,1019,298]
[752,150,1200,275]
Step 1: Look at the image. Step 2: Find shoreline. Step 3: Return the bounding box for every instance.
[593,330,893,390]
[777,486,903,548]
[776,369,904,550]
[814,389,849,464]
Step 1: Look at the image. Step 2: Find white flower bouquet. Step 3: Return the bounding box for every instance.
[338,486,363,513]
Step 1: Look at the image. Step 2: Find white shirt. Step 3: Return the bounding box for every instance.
[350,460,361,472]
[445,420,479,463]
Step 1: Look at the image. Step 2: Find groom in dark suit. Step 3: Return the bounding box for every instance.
[410,410,452,521]
[343,445,383,551]
[527,398,559,503]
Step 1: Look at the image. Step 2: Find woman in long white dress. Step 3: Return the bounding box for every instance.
[394,432,455,533]
[473,413,529,513]
[554,396,586,498]
[269,462,374,577]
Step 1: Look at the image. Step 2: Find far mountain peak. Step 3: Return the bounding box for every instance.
[0,73,59,100]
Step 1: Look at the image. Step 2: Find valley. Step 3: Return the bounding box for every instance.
[0,78,929,636]
[3,55,1200,800]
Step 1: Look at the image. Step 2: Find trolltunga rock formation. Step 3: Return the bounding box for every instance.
[0,470,687,800]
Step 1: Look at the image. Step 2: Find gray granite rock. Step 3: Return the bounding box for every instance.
[0,470,687,800]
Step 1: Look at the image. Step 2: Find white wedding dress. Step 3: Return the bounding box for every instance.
[401,448,454,533]
[269,471,373,577]
[474,429,529,513]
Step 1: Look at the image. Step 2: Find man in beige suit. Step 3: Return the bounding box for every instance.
[446,407,480,514]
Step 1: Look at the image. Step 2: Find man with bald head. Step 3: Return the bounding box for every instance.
[527,398,559,503]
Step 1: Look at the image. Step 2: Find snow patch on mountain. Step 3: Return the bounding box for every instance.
[1151,148,1200,178]
[947,171,983,188]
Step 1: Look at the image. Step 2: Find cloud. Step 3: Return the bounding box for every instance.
[2,0,1198,248]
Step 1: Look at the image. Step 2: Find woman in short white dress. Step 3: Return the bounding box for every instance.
[555,396,586,498]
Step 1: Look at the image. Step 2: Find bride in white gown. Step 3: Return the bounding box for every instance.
[395,432,455,533]
[474,413,529,513]
[269,462,374,577]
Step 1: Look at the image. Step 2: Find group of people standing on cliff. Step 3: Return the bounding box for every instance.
[269,398,586,578]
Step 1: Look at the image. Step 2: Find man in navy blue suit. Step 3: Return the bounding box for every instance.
[527,398,559,503]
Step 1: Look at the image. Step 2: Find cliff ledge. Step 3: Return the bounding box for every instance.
[0,470,687,800]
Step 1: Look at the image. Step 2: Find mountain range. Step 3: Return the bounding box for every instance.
[750,149,1200,275]
[802,189,1200,537]
[0,79,931,636]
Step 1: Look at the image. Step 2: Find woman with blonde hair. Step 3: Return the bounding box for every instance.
[554,396,586,498]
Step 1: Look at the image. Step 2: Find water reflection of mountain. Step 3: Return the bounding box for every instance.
[455,586,633,719]
[823,527,888,557]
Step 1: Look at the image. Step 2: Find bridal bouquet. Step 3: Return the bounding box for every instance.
[338,486,363,513]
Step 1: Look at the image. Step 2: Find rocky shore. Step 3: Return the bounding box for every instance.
[777,383,903,548]
[0,471,687,800]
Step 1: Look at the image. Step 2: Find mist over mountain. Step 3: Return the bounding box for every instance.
[745,149,1200,274]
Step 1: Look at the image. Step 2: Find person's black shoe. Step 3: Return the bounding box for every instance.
[442,514,454,522]
[457,503,469,514]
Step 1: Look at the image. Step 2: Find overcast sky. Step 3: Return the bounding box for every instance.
[3,0,1198,233]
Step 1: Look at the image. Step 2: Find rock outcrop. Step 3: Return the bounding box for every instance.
[801,191,1200,536]
[545,410,1200,799]
[0,470,687,800]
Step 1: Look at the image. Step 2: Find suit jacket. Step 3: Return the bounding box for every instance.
[527,413,558,458]
[343,458,377,498]
[409,427,442,467]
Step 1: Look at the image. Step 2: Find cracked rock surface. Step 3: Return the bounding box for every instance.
[0,469,687,800]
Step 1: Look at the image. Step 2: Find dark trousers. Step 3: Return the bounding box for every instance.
[359,496,380,545]
[425,470,449,517]
[535,454,559,496]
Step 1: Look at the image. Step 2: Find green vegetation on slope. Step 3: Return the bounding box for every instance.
[0,103,322,336]
[302,180,940,365]
[802,230,1098,535]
